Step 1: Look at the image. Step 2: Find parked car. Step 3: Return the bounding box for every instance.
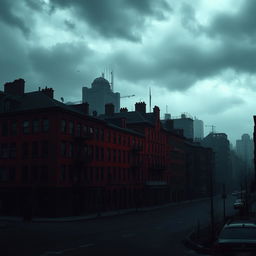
[214,220,256,255]
[233,198,245,209]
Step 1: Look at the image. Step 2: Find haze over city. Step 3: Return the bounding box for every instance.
[1,0,256,143]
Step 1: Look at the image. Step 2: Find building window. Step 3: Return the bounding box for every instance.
[42,119,49,132]
[23,120,30,134]
[0,144,8,158]
[61,142,67,157]
[32,120,40,133]
[94,128,99,140]
[22,142,29,158]
[69,121,74,135]
[95,146,99,160]
[69,143,74,158]
[61,119,67,133]
[76,123,81,136]
[101,167,104,181]
[100,129,104,141]
[9,167,16,182]
[96,167,99,181]
[0,167,8,181]
[101,148,104,160]
[9,143,16,158]
[2,122,8,136]
[118,151,121,162]
[107,131,111,142]
[41,141,48,158]
[22,166,29,183]
[113,149,116,162]
[108,148,111,161]
[11,121,17,136]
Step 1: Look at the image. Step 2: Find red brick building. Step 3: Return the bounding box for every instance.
[0,79,213,217]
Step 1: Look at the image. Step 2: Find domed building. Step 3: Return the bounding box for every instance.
[82,76,120,115]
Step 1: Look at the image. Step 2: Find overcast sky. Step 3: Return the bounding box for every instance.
[1,0,256,145]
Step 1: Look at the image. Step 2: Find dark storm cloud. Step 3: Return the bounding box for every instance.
[205,96,245,115]
[0,0,30,35]
[28,42,99,97]
[49,0,172,41]
[0,23,31,87]
[110,37,256,91]
[207,1,256,39]
[179,2,202,35]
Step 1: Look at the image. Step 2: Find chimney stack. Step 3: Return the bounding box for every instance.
[41,87,54,98]
[153,106,160,119]
[120,107,128,113]
[135,102,146,114]
[4,78,25,96]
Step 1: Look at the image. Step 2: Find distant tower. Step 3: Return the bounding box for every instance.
[172,113,194,139]
[82,76,120,115]
[149,87,152,112]
[236,134,253,168]
[194,117,204,140]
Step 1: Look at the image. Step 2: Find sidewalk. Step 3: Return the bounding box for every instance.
[0,196,214,223]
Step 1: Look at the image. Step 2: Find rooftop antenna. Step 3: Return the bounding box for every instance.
[205,125,216,133]
[166,105,168,114]
[111,70,114,92]
[149,87,152,112]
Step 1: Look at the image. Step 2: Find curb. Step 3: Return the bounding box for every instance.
[0,196,217,223]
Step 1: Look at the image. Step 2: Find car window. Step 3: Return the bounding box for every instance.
[219,228,256,239]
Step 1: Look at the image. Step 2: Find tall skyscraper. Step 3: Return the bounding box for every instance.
[236,134,253,168]
[202,133,231,192]
[82,76,120,115]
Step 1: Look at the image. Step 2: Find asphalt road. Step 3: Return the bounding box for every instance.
[0,195,236,256]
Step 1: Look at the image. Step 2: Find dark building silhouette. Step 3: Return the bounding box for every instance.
[193,118,204,140]
[0,79,213,217]
[202,132,231,192]
[82,76,120,115]
[172,113,194,140]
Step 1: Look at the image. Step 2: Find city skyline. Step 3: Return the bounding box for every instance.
[0,0,255,144]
